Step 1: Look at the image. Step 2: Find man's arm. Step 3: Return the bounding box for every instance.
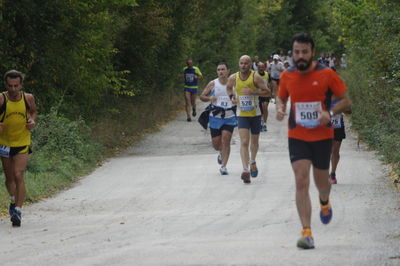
[226,74,236,96]
[25,93,37,130]
[0,93,5,132]
[331,92,351,115]
[195,67,203,80]
[318,69,352,125]
[251,74,271,97]
[226,74,237,104]
[319,91,351,125]
[199,81,216,103]
[276,96,288,121]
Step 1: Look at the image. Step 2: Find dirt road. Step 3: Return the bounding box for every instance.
[1,101,399,265]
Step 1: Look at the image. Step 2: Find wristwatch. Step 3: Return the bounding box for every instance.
[329,110,334,117]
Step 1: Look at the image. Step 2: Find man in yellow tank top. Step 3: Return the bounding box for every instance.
[226,55,271,184]
[1,70,37,227]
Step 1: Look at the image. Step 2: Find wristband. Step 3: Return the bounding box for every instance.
[329,110,334,117]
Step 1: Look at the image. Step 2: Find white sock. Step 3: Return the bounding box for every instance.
[15,207,22,213]
[10,196,15,204]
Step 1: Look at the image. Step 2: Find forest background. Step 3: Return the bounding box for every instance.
[0,0,399,210]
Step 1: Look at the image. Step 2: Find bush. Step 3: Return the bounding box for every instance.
[0,109,104,207]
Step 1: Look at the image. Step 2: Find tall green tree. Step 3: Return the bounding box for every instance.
[0,0,137,117]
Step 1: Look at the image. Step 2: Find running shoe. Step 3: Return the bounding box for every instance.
[217,153,222,165]
[192,108,196,117]
[250,161,258,178]
[9,203,15,216]
[320,202,333,225]
[187,117,191,122]
[329,173,337,184]
[241,171,251,184]
[297,228,315,249]
[220,166,228,175]
[11,209,21,227]
[262,124,267,132]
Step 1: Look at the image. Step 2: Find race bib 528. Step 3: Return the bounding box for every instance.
[239,95,254,111]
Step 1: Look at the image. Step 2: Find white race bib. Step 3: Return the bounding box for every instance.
[216,96,232,109]
[239,95,254,111]
[295,101,321,128]
[185,73,195,83]
[0,145,10,158]
[331,114,343,129]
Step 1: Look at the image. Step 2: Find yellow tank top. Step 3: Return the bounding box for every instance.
[256,71,269,82]
[0,92,31,147]
[235,71,261,117]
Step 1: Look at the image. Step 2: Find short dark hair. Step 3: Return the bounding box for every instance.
[217,62,229,69]
[4,69,24,84]
[292,33,315,50]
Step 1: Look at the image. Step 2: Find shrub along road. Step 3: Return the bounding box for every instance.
[0,101,399,265]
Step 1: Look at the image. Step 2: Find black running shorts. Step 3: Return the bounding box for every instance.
[259,96,271,103]
[210,124,235,138]
[334,127,346,141]
[238,116,262,135]
[288,138,332,170]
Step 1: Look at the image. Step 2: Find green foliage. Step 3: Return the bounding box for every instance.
[0,109,103,209]
[0,0,136,117]
[334,0,400,176]
[0,0,399,210]
[189,0,243,76]
[29,109,103,174]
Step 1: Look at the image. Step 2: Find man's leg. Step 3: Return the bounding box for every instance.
[292,159,312,229]
[220,129,233,167]
[12,153,29,208]
[250,133,260,162]
[330,140,342,174]
[262,102,269,124]
[272,80,278,99]
[190,92,197,117]
[184,91,192,121]
[312,139,333,225]
[313,167,331,204]
[211,135,222,152]
[2,157,16,201]
[239,128,250,170]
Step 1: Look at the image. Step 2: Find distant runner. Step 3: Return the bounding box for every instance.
[329,96,347,184]
[183,59,203,122]
[269,54,284,101]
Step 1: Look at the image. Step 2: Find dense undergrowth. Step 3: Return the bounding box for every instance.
[0,90,182,213]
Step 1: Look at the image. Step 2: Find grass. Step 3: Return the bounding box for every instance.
[0,88,184,214]
[341,68,400,185]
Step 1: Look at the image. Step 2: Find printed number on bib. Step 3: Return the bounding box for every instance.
[185,73,195,83]
[295,101,321,128]
[239,95,254,111]
[331,114,343,129]
[216,96,232,109]
[0,145,10,157]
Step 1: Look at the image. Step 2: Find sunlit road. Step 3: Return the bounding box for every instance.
[0,101,399,266]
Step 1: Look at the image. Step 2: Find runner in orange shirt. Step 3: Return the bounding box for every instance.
[276,33,351,249]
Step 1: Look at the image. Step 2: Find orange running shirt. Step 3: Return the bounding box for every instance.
[278,63,347,141]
